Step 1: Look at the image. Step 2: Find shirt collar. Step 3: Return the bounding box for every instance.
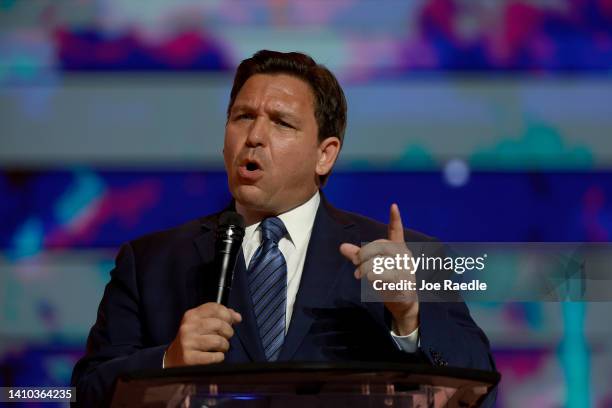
[243,191,320,248]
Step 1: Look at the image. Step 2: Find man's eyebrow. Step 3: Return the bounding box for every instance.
[230,103,254,113]
[230,104,302,125]
[269,109,301,124]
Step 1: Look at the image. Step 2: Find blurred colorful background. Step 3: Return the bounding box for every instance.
[1,1,612,406]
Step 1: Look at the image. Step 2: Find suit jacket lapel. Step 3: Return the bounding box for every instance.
[193,215,265,362]
[279,194,358,360]
[228,250,267,361]
[191,220,216,310]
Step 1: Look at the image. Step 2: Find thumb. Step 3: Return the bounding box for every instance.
[388,203,405,242]
[339,243,360,266]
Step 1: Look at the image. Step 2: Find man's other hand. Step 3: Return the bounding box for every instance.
[339,203,419,335]
[164,302,242,367]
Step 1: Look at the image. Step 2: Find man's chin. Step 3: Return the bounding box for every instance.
[232,184,269,210]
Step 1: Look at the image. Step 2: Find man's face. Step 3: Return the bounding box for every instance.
[224,73,322,217]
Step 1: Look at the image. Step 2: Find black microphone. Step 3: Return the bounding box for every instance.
[214,211,245,306]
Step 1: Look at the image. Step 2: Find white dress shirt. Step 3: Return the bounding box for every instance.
[241,191,419,353]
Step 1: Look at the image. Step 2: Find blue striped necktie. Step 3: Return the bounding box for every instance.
[247,217,288,361]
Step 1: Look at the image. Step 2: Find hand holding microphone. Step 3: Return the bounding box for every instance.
[164,302,241,367]
[164,212,245,368]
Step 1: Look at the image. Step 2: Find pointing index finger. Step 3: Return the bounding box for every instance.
[388,203,405,243]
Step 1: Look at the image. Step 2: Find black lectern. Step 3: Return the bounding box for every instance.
[111,362,499,407]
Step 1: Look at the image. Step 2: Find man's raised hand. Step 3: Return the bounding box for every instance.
[339,204,419,335]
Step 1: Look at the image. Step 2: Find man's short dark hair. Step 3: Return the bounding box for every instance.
[227,50,347,185]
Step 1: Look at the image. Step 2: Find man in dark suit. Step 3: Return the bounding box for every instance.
[72,50,496,406]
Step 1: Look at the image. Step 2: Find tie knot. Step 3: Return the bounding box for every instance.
[260,217,287,244]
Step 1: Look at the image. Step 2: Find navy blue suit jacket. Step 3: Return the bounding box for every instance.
[72,195,496,406]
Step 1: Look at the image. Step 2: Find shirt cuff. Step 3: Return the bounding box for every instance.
[390,326,420,353]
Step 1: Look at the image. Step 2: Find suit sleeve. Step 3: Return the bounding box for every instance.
[416,239,498,407]
[71,243,168,408]
[396,236,494,369]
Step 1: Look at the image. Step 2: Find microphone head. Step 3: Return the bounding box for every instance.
[214,211,245,305]
[218,211,245,230]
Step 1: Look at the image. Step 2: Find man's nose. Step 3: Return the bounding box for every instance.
[246,117,267,147]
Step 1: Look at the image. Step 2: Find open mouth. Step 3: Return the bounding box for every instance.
[238,159,264,182]
[245,161,259,171]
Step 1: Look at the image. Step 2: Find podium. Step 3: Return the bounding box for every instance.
[111,362,499,408]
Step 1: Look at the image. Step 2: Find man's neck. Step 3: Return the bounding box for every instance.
[235,205,273,226]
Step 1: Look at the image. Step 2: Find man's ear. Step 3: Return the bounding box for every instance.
[315,136,341,178]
